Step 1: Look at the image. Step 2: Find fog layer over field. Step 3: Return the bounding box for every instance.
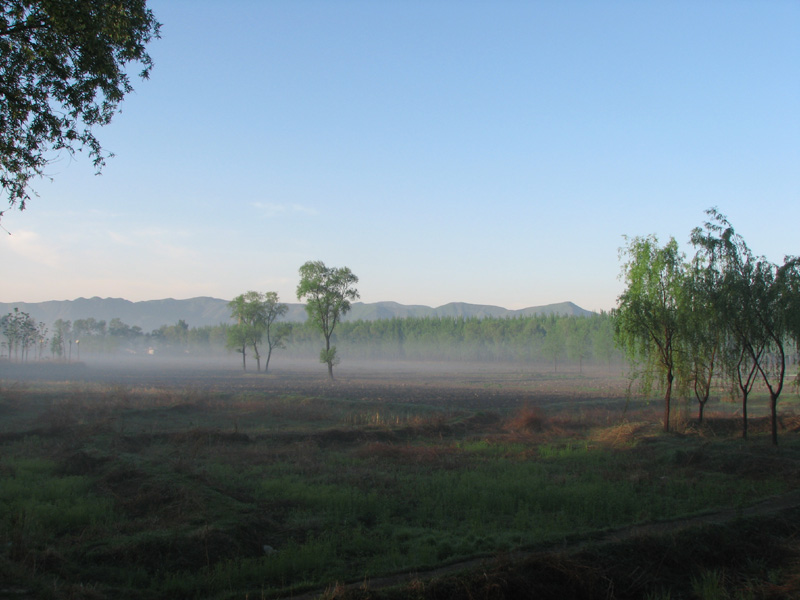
[0,353,626,401]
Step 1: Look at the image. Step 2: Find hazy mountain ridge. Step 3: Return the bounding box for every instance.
[0,297,594,332]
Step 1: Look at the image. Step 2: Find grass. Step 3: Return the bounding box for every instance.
[1,374,799,599]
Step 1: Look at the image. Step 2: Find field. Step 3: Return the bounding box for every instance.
[2,359,800,599]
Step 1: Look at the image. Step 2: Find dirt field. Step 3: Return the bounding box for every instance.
[0,357,632,405]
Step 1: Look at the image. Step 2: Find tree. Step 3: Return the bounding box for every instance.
[565,317,591,374]
[0,307,37,361]
[50,317,70,360]
[691,209,800,444]
[260,292,288,373]
[0,0,161,215]
[682,258,720,424]
[691,211,762,438]
[591,312,617,370]
[227,291,288,372]
[35,320,46,359]
[614,235,688,433]
[226,321,250,371]
[542,315,566,372]
[296,260,359,379]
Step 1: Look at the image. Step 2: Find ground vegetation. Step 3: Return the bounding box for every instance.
[1,365,800,598]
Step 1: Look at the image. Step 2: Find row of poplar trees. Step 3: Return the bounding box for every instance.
[614,209,800,445]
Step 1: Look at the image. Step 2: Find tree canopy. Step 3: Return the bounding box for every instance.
[0,0,161,215]
[614,235,687,432]
[227,291,288,373]
[615,209,800,444]
[296,260,359,379]
[691,209,800,444]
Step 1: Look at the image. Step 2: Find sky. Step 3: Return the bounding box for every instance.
[1,1,798,313]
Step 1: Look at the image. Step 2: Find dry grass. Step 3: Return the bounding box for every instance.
[590,421,653,447]
[504,406,548,432]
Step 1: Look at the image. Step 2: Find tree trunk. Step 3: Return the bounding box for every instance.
[742,390,748,439]
[325,336,334,380]
[663,371,673,433]
[771,393,779,446]
[264,346,272,374]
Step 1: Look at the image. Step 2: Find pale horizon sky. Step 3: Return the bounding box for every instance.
[2,1,798,313]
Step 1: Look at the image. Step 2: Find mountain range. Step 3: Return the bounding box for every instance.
[0,297,594,333]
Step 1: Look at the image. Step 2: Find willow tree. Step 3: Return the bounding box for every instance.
[692,209,800,444]
[682,251,722,424]
[614,235,688,432]
[296,260,359,379]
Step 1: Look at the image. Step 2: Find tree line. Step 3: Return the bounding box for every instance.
[1,308,621,369]
[614,209,800,445]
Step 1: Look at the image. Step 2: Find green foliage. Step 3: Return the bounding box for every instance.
[1,306,626,369]
[691,209,800,444]
[319,346,339,368]
[0,457,115,553]
[227,291,288,372]
[297,260,359,378]
[691,569,730,600]
[276,312,620,367]
[0,0,161,213]
[612,209,800,444]
[0,307,39,361]
[614,235,688,431]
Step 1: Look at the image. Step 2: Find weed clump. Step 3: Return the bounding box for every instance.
[505,406,548,432]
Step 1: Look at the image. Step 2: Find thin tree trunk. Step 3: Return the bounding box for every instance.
[771,393,779,446]
[742,390,748,439]
[264,346,272,374]
[326,336,334,379]
[663,372,673,433]
[759,349,785,446]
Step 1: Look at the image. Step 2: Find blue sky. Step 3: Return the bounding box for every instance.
[2,1,798,313]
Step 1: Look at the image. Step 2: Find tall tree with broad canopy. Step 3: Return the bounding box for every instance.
[614,235,688,433]
[296,260,359,379]
[0,0,161,215]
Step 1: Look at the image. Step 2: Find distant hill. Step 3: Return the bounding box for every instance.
[0,297,594,333]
